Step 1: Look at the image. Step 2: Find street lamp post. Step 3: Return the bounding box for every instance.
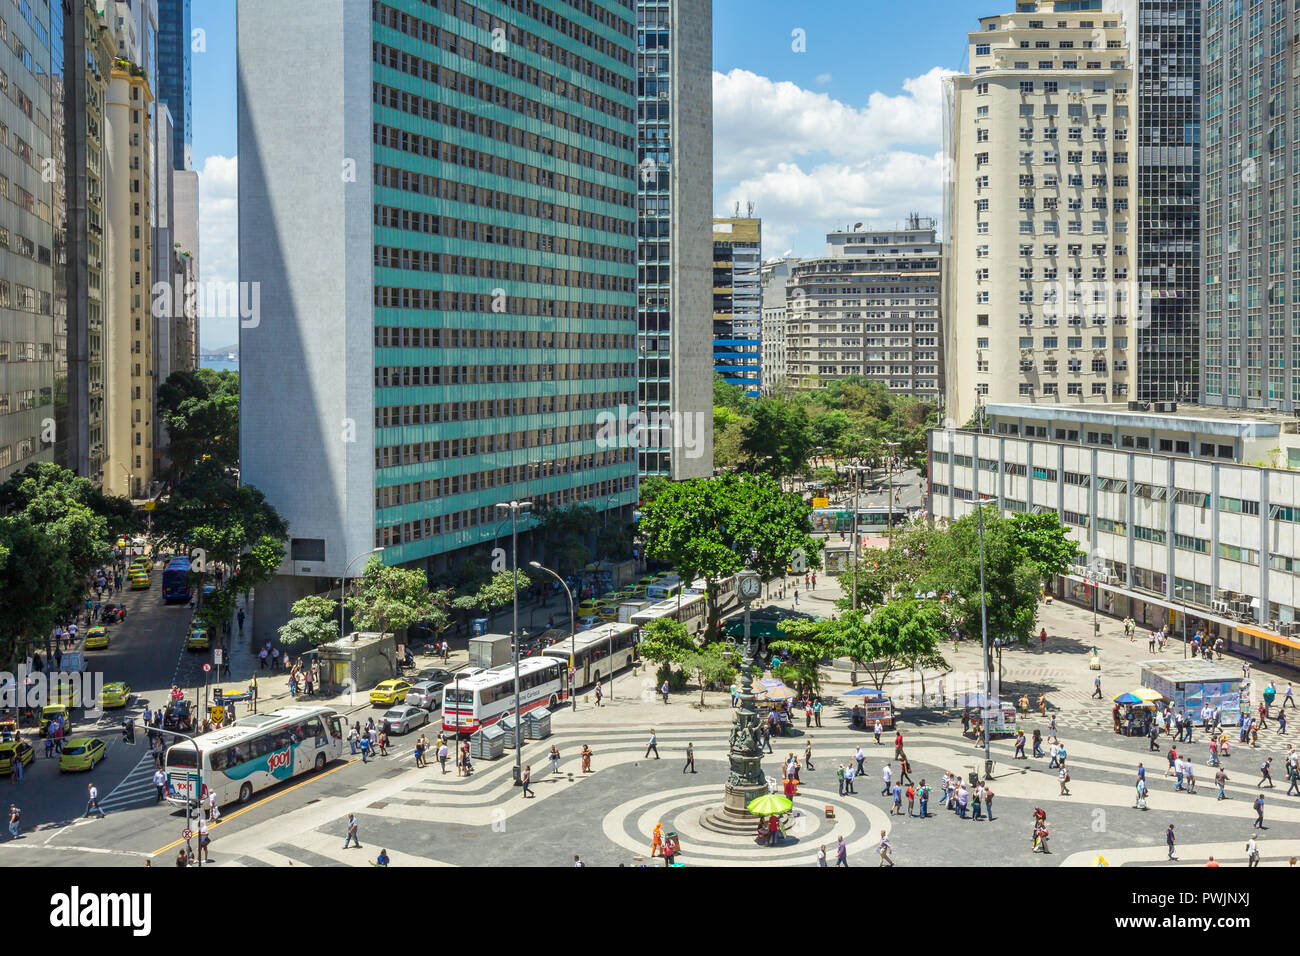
[885,440,900,532]
[975,495,994,780]
[497,500,532,783]
[530,561,575,710]
[339,548,384,645]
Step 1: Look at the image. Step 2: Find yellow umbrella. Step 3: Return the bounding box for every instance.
[1133,687,1164,702]
[746,793,793,816]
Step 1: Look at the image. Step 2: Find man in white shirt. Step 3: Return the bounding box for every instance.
[1246,835,1260,868]
[153,768,167,803]
[1048,740,1061,769]
[84,783,104,818]
[843,763,857,794]
[881,763,892,795]
[854,746,865,775]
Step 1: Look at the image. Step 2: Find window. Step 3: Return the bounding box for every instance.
[1020,81,1035,93]
[976,43,990,55]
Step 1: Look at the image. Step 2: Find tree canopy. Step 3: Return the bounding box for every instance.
[345,555,449,639]
[157,368,239,488]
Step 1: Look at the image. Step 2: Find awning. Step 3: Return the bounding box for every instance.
[1059,574,1245,634]
[1236,622,1300,651]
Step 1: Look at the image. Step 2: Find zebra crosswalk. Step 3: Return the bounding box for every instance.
[99,752,164,811]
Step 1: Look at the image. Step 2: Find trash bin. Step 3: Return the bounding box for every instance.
[499,713,524,750]
[525,707,552,740]
[470,724,505,761]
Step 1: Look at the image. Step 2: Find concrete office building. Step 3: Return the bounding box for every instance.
[944,2,1136,428]
[760,256,798,393]
[786,225,942,396]
[239,0,640,640]
[635,0,712,478]
[103,11,154,499]
[712,217,761,397]
[929,401,1300,667]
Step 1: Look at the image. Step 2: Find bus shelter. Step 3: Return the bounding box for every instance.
[1139,659,1243,726]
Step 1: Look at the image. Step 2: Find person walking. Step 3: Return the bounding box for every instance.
[439,740,451,773]
[682,742,695,774]
[1092,674,1103,699]
[843,763,856,794]
[414,737,426,768]
[835,835,848,867]
[1059,766,1071,796]
[855,745,867,776]
[881,762,893,796]
[918,780,931,818]
[7,804,20,840]
[1166,824,1177,860]
[237,608,245,633]
[894,731,904,760]
[152,768,167,803]
[645,729,659,759]
[84,783,105,818]
[660,681,670,704]
[891,781,903,815]
[837,763,846,796]
[872,721,882,746]
[804,738,814,771]
[877,830,894,867]
[1135,778,1148,810]
[594,681,603,707]
[1287,682,1295,710]
[521,764,534,798]
[580,744,593,773]
[1253,792,1266,829]
[1014,731,1026,759]
[1260,757,1275,788]
[1185,761,1196,794]
[549,744,561,775]
[816,844,827,867]
[1246,835,1261,868]
[342,813,361,849]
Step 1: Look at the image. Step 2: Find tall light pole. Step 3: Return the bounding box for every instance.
[530,561,575,710]
[975,494,994,780]
[340,548,384,644]
[850,464,864,610]
[885,440,900,532]
[497,500,532,784]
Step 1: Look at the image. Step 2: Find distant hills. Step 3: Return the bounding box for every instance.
[199,345,238,358]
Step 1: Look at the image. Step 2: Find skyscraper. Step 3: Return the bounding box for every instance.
[712,217,761,397]
[239,0,640,638]
[156,0,191,171]
[636,0,712,479]
[759,256,798,393]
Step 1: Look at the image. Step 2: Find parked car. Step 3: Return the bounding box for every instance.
[404,680,444,711]
[381,705,428,735]
[417,667,453,684]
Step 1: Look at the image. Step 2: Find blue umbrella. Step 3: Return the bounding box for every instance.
[843,687,885,698]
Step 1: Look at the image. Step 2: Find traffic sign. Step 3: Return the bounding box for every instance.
[182,828,192,840]
[213,649,223,665]
[202,663,211,673]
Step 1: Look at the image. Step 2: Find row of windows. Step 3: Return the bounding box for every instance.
[209,717,327,773]
[375,391,633,431]
[374,285,633,321]
[377,477,633,547]
[375,361,632,388]
[373,120,632,201]
[374,326,633,351]
[374,243,629,288]
[377,440,631,472]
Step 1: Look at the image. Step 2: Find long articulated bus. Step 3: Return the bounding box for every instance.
[541,621,637,689]
[441,656,567,734]
[630,590,708,638]
[164,705,344,808]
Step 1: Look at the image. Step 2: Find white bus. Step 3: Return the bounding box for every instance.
[630,591,708,638]
[645,578,681,600]
[441,656,567,734]
[541,621,637,688]
[164,705,344,808]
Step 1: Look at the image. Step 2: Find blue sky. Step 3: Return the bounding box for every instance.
[193,0,974,346]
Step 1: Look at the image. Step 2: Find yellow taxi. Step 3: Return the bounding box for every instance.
[369,679,411,706]
[577,600,602,617]
[129,555,150,571]
[116,536,127,549]
[597,605,619,621]
[185,627,209,651]
[101,682,131,709]
[59,737,106,772]
[84,626,109,650]
[0,740,34,774]
[39,704,71,735]
[129,572,150,590]
[637,575,656,587]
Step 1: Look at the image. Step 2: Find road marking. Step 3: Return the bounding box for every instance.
[98,752,158,810]
[0,843,153,859]
[149,756,360,856]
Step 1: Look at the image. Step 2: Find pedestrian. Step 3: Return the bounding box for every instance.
[660,680,670,704]
[343,813,361,848]
[549,744,561,775]
[804,738,814,771]
[793,588,799,606]
[594,681,603,707]
[817,844,827,867]
[899,755,914,785]
[1246,835,1261,868]
[237,608,245,633]
[359,734,371,763]
[1032,729,1043,758]
[873,721,882,746]
[877,830,893,867]
[1254,792,1266,828]
[891,781,903,815]
[153,768,167,803]
[1059,766,1071,796]
[918,779,930,818]
[1260,757,1275,788]
[1185,761,1196,794]
[1287,683,1296,709]
[1092,674,1103,699]
[1166,824,1177,860]
[198,821,211,862]
[843,763,856,794]
[521,764,534,798]
[762,724,773,754]
[1175,756,1185,791]
[1135,778,1148,810]
[580,744,593,773]
[813,698,822,727]
[1279,711,1288,735]
[835,834,848,866]
[645,729,659,759]
[1014,731,1026,759]
[683,742,695,774]
[881,762,892,795]
[84,783,105,818]
[894,730,904,759]
[377,730,388,757]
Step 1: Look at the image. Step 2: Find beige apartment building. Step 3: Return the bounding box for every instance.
[785,224,942,397]
[943,2,1136,428]
[104,50,153,499]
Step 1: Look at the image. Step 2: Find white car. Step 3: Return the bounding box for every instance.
[403,680,444,711]
[381,705,428,735]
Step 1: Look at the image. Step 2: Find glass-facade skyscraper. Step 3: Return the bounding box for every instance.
[156,0,190,171]
[239,0,641,639]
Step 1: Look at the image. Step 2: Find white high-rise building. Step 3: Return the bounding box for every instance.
[760,257,799,393]
[943,2,1136,427]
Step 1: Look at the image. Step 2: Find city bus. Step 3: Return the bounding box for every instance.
[541,621,638,688]
[161,555,192,603]
[441,656,567,734]
[630,591,709,638]
[164,705,344,808]
[645,578,682,600]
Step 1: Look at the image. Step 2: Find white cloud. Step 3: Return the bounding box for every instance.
[712,67,954,256]
[815,73,832,85]
[197,154,238,349]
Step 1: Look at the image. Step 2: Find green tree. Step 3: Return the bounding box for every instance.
[681,642,738,705]
[451,569,531,629]
[156,368,239,487]
[832,601,945,691]
[277,594,340,650]
[345,556,449,640]
[637,616,694,667]
[740,398,816,480]
[638,475,672,505]
[638,474,820,639]
[713,372,750,411]
[1008,511,1084,582]
[769,617,838,697]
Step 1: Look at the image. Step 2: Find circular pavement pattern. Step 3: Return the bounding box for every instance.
[603,783,892,865]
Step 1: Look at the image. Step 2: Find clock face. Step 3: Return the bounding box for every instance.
[740,576,761,600]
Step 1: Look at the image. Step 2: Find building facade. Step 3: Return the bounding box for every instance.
[786,226,943,396]
[759,255,798,393]
[944,2,1136,428]
[239,0,641,639]
[156,0,190,172]
[929,401,1300,666]
[635,0,712,479]
[711,217,761,397]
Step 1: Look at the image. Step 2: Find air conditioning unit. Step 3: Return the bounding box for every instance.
[1153,401,1177,413]
[1127,401,1149,411]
